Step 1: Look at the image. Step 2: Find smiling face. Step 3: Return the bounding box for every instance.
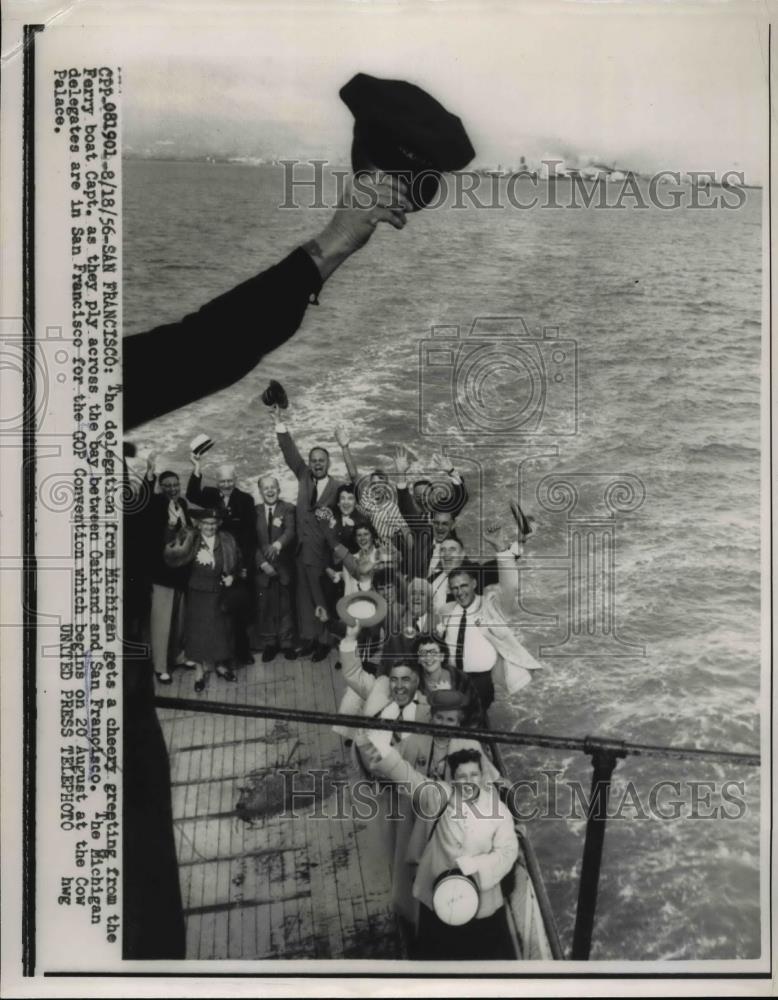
[389,665,419,708]
[407,583,429,617]
[366,472,394,508]
[200,517,219,538]
[218,474,235,493]
[417,640,445,675]
[259,476,279,504]
[451,759,482,802]
[338,489,356,516]
[413,480,431,512]
[355,525,373,550]
[449,571,478,609]
[375,579,396,607]
[440,538,465,572]
[432,511,455,543]
[309,448,330,480]
[159,474,180,500]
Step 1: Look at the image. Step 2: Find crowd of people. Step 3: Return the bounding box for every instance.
[126,405,539,697]
[125,401,543,958]
[118,90,487,957]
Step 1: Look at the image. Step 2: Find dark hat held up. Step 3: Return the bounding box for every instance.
[340,73,476,209]
[261,379,289,409]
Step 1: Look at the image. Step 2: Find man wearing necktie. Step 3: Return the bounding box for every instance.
[393,445,468,579]
[439,503,544,715]
[429,536,469,618]
[252,475,296,662]
[273,407,344,660]
[340,624,432,924]
[442,565,499,713]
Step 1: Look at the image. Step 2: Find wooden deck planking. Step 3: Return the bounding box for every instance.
[158,652,401,960]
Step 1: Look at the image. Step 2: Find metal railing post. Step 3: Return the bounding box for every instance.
[571,741,625,960]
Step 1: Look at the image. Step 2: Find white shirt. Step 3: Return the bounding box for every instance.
[167,500,184,527]
[369,699,418,754]
[443,596,498,674]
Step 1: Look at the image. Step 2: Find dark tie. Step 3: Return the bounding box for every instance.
[455,609,467,671]
[267,506,273,533]
[391,705,405,746]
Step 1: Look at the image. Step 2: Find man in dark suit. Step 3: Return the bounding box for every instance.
[139,457,193,684]
[393,446,468,580]
[273,409,344,661]
[252,475,296,662]
[186,454,257,668]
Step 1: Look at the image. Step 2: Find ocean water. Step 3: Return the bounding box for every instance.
[123,160,763,961]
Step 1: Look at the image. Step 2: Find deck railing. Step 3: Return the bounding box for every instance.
[155,694,760,960]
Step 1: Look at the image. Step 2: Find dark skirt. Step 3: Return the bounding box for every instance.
[185,587,233,663]
[415,903,514,961]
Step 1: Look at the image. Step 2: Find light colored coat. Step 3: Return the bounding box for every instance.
[440,550,543,700]
[363,744,518,920]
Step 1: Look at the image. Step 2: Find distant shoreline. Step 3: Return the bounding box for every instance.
[121,157,762,190]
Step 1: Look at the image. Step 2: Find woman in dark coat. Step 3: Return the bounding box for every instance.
[183,509,241,691]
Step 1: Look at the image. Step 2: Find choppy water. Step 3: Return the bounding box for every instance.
[124,160,763,961]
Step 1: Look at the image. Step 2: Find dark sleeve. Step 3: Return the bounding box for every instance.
[396,484,421,522]
[277,430,307,479]
[186,472,206,505]
[241,492,258,548]
[124,247,323,430]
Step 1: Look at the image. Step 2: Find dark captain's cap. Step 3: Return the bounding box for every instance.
[340,73,476,209]
[261,379,288,410]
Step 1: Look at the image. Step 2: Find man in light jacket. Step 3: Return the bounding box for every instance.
[438,502,543,711]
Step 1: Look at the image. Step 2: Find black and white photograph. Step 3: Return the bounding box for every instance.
[0,0,772,994]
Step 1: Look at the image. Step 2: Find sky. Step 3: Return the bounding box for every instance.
[24,0,772,180]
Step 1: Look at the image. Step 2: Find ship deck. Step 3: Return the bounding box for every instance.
[156,652,405,960]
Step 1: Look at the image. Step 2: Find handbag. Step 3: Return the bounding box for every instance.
[162,524,198,568]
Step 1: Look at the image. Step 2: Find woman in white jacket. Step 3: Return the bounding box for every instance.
[358,740,518,959]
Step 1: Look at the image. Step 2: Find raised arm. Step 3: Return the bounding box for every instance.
[186,452,207,505]
[335,425,360,485]
[339,631,378,701]
[271,407,307,479]
[482,501,532,619]
[393,445,422,522]
[124,175,412,431]
[355,737,449,816]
